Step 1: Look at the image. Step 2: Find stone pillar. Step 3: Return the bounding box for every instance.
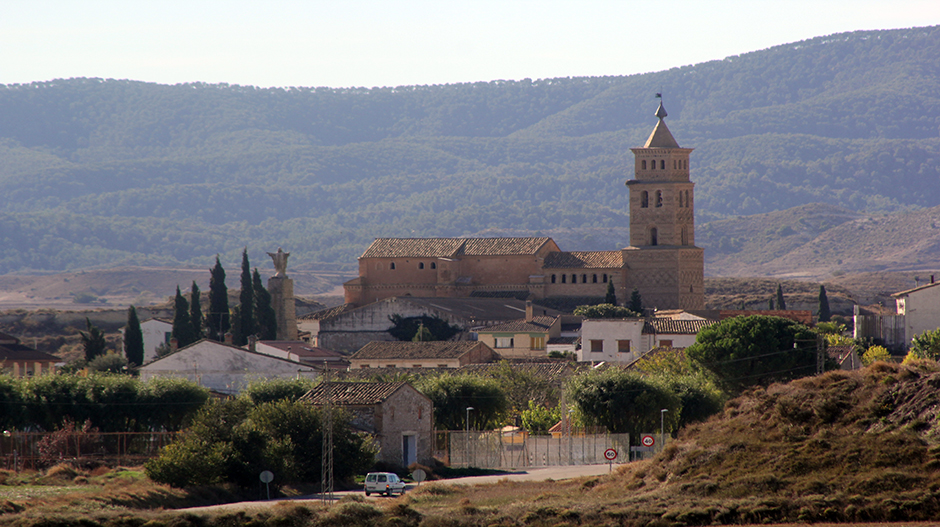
[268,276,298,340]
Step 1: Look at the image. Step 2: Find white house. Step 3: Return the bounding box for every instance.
[578,317,715,364]
[893,280,940,346]
[139,339,319,395]
[121,318,173,364]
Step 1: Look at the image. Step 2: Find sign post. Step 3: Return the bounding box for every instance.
[604,448,617,472]
[259,470,274,500]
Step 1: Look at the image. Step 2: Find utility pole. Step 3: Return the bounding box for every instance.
[320,362,334,503]
[816,334,826,375]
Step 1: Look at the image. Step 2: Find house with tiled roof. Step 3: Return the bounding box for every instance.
[139,338,319,395]
[301,382,433,467]
[579,313,718,364]
[303,296,563,352]
[350,341,496,369]
[252,339,349,370]
[0,332,60,377]
[475,301,575,358]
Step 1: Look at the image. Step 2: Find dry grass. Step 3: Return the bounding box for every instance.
[7,362,940,526]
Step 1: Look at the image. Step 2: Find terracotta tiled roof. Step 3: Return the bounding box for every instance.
[543,251,624,269]
[642,318,715,335]
[351,341,484,360]
[300,304,354,321]
[300,382,409,405]
[459,361,576,379]
[0,344,60,362]
[478,316,556,333]
[360,237,553,258]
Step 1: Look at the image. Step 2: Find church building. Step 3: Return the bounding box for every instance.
[344,102,704,311]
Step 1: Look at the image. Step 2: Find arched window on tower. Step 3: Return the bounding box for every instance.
[650,159,655,170]
[419,262,425,269]
[679,191,684,208]
[673,160,677,169]
[603,274,608,282]
[571,274,577,284]
[641,191,649,208]
[551,274,556,283]
[655,190,663,208]
[650,227,658,246]
[592,274,598,283]
[390,262,396,270]
[641,160,647,170]
[660,160,666,169]
[681,227,688,246]
[431,262,437,269]
[685,190,691,207]
[561,275,566,284]
[582,274,587,283]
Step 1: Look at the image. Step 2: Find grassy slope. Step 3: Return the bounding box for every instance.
[5,362,940,526]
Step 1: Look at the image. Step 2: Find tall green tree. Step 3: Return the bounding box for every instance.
[776,283,787,310]
[172,286,196,348]
[190,281,204,341]
[818,285,831,322]
[235,248,255,345]
[80,318,108,362]
[124,305,144,366]
[686,315,819,393]
[252,269,277,340]
[605,280,617,305]
[628,287,643,313]
[565,368,680,435]
[207,256,230,342]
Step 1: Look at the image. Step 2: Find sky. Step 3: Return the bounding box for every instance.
[2,0,939,89]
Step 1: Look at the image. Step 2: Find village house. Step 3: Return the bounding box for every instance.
[138,338,318,395]
[300,296,563,353]
[0,332,59,377]
[120,318,172,364]
[349,340,496,369]
[252,338,349,369]
[578,317,715,364]
[301,382,433,467]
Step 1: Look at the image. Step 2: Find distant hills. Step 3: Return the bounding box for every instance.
[1,25,939,275]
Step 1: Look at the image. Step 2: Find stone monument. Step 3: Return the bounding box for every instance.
[267,248,298,340]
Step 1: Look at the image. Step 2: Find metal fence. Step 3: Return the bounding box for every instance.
[0,431,179,471]
[435,430,632,469]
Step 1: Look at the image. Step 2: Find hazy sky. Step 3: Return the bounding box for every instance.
[3,0,939,89]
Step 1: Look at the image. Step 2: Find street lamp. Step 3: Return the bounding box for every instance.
[465,407,474,467]
[660,409,668,450]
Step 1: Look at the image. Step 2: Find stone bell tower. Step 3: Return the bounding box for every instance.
[622,101,704,310]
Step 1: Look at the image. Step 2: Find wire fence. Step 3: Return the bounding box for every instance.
[0,431,180,471]
[435,430,634,469]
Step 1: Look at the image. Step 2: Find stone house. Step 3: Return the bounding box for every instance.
[0,332,60,377]
[893,281,940,346]
[300,296,563,352]
[350,341,496,369]
[138,339,318,395]
[578,317,715,364]
[301,382,433,467]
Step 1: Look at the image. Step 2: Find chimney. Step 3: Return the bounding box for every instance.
[170,337,178,353]
[248,335,257,352]
[224,332,233,345]
[525,300,533,322]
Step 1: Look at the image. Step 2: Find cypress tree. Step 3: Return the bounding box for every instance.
[412,323,434,342]
[207,256,230,341]
[190,281,204,340]
[235,248,255,345]
[253,268,278,340]
[776,283,786,310]
[769,298,775,310]
[172,286,196,348]
[125,305,144,366]
[605,280,617,306]
[629,288,643,313]
[818,285,831,322]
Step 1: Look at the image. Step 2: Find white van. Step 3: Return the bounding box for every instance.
[364,472,406,496]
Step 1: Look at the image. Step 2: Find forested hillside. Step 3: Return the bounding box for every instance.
[1,25,938,274]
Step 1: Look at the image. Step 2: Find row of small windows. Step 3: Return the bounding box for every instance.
[640,190,692,209]
[640,159,687,170]
[386,262,438,270]
[551,273,608,284]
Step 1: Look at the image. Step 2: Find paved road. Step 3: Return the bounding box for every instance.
[179,464,618,514]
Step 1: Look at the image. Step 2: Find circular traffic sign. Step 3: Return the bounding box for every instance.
[259,470,274,483]
[641,435,655,447]
[604,448,617,461]
[412,468,427,483]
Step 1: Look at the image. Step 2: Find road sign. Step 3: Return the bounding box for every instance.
[412,468,426,484]
[604,448,617,461]
[641,434,655,447]
[259,470,274,483]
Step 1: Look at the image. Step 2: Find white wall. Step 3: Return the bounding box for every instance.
[899,284,940,344]
[579,319,645,364]
[139,341,318,394]
[139,319,173,363]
